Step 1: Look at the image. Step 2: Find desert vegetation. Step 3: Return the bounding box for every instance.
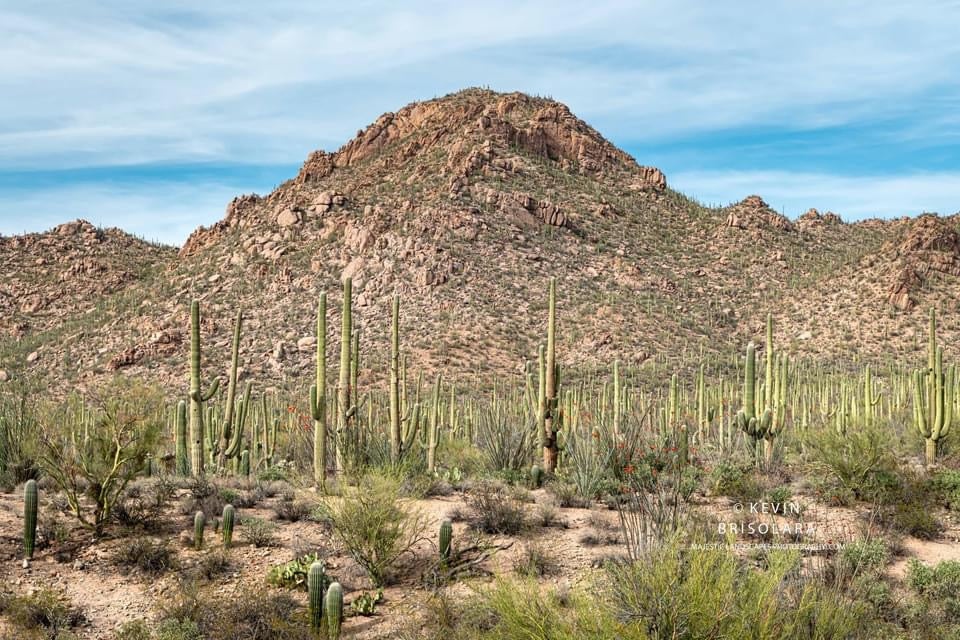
[3,274,960,640]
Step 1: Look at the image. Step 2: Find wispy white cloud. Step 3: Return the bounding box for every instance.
[1,1,958,168]
[672,169,960,220]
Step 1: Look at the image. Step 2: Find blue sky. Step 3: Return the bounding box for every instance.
[2,1,959,245]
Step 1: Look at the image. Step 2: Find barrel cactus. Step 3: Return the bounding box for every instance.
[530,465,543,489]
[326,581,344,639]
[23,479,37,566]
[222,504,235,548]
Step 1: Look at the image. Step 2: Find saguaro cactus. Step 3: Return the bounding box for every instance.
[326,581,344,639]
[308,561,326,631]
[23,479,37,567]
[735,315,787,468]
[427,373,442,473]
[311,293,327,489]
[335,278,354,475]
[175,400,189,476]
[439,519,453,564]
[389,295,402,463]
[189,300,220,476]
[222,504,235,548]
[542,278,561,473]
[216,309,244,469]
[913,312,954,467]
[194,511,205,550]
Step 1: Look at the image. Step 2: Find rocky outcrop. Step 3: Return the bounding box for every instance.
[723,195,793,233]
[796,208,843,231]
[882,214,960,310]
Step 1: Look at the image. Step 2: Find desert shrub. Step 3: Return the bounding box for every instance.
[115,619,202,640]
[273,498,314,522]
[465,480,527,535]
[513,542,559,577]
[546,480,592,508]
[159,583,311,640]
[804,425,897,500]
[930,469,960,511]
[323,473,430,586]
[908,559,960,598]
[840,539,890,577]
[605,538,868,640]
[39,382,163,535]
[114,477,177,531]
[533,501,565,528]
[711,460,764,501]
[115,537,178,576]
[241,517,278,547]
[192,550,232,582]
[877,473,942,539]
[268,553,328,591]
[0,588,85,636]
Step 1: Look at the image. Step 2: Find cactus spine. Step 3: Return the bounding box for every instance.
[194,511,205,550]
[914,309,953,466]
[542,278,560,473]
[439,518,453,564]
[175,400,189,476]
[335,278,353,475]
[311,293,327,489]
[23,479,37,566]
[326,581,344,639]
[308,561,325,631]
[189,300,220,476]
[222,504,235,548]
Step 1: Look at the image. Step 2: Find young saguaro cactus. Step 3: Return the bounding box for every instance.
[308,561,326,631]
[326,581,344,639]
[23,479,37,567]
[216,309,244,469]
[189,300,221,476]
[175,400,189,476]
[427,373,442,473]
[439,518,453,564]
[311,293,327,489]
[222,504,235,548]
[194,511,205,550]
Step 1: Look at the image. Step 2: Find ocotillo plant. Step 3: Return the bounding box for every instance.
[326,581,344,639]
[175,400,189,476]
[23,478,37,567]
[311,293,327,489]
[308,561,325,631]
[222,504,235,548]
[188,300,220,476]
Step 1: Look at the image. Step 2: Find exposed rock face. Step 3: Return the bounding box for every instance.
[796,208,843,231]
[722,195,793,233]
[883,214,960,310]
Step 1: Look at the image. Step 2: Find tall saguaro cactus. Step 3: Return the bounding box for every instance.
[427,373,442,473]
[542,278,560,473]
[389,295,402,463]
[216,309,244,469]
[311,293,327,489]
[914,309,954,466]
[335,278,354,475]
[735,314,787,468]
[189,300,220,476]
[175,400,189,476]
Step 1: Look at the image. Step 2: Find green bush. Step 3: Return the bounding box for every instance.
[466,480,528,534]
[323,473,430,586]
[114,537,178,576]
[803,425,897,500]
[710,460,763,502]
[930,470,960,511]
[840,539,890,576]
[0,589,85,637]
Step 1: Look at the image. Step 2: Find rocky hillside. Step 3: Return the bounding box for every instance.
[1,88,958,392]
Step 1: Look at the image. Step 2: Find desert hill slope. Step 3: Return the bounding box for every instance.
[1,88,957,392]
